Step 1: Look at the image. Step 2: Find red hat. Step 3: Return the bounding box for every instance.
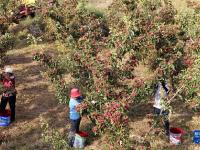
[70,88,81,98]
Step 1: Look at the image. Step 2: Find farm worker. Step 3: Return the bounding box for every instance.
[68,88,83,147]
[153,80,170,135]
[0,67,17,122]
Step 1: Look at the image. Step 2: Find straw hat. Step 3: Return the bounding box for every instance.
[4,67,13,73]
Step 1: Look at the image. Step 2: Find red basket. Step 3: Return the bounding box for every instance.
[76,131,89,137]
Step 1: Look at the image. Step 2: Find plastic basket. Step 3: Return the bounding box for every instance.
[0,110,11,126]
[193,130,200,144]
[169,127,183,145]
[73,131,88,148]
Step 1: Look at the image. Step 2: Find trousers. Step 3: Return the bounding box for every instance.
[0,95,16,121]
[154,107,170,135]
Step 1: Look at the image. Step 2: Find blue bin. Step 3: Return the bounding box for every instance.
[0,116,10,126]
[193,130,200,144]
[0,109,11,126]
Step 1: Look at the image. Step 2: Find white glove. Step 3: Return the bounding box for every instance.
[91,100,96,104]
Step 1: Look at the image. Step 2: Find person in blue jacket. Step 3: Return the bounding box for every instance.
[68,87,83,147]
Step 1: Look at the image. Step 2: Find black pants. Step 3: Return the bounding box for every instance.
[68,118,81,147]
[70,118,81,133]
[154,108,170,135]
[0,95,16,121]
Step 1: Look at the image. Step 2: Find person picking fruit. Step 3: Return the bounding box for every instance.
[68,87,84,147]
[153,80,170,135]
[0,67,17,122]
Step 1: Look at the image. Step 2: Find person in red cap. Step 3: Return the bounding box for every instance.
[68,87,83,147]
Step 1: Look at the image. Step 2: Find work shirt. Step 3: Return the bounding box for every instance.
[153,82,169,110]
[1,74,16,97]
[2,76,15,88]
[69,97,83,120]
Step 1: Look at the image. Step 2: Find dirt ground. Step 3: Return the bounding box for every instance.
[87,0,113,9]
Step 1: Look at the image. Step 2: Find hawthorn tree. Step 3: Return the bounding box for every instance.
[0,0,17,20]
[33,0,200,148]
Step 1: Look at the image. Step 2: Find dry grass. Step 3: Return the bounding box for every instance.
[87,0,198,10]
[87,0,113,10]
[87,0,187,10]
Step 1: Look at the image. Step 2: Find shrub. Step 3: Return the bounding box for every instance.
[0,33,15,50]
[0,33,15,66]
[17,29,29,40]
[41,120,71,150]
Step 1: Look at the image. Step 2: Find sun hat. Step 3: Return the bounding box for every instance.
[4,67,13,73]
[70,88,81,98]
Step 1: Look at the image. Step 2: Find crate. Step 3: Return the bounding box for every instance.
[193,130,200,144]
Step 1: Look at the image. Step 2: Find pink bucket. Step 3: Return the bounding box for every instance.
[169,127,184,145]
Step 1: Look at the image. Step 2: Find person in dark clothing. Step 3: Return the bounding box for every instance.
[0,67,17,122]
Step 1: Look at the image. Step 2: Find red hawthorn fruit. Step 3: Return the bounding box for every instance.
[131,89,137,97]
[124,95,129,99]
[164,47,172,52]
[122,116,129,125]
[125,104,129,110]
[60,79,65,84]
[97,115,105,124]
[115,103,121,109]
[183,57,194,67]
[92,126,98,133]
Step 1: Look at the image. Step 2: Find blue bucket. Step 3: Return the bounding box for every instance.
[0,116,10,126]
[193,130,200,144]
[0,109,11,126]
